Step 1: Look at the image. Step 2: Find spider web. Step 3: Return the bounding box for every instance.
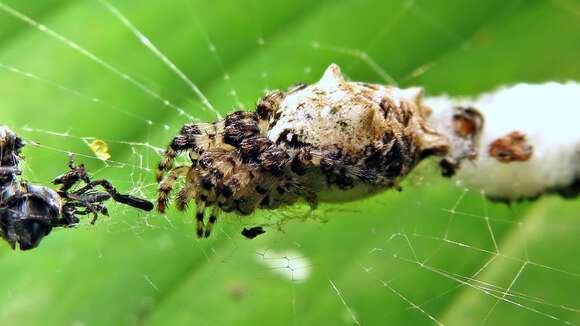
[0,0,579,325]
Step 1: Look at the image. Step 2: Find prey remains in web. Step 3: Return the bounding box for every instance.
[157,64,580,239]
[0,126,154,250]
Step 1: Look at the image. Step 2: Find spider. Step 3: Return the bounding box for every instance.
[0,126,154,250]
[156,64,450,238]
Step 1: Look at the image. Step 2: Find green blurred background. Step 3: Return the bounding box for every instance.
[1,0,580,325]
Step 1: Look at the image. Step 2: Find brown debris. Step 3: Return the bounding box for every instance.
[438,107,484,177]
[452,107,484,138]
[489,131,533,163]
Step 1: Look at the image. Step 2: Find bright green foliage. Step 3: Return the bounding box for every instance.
[0,0,579,325]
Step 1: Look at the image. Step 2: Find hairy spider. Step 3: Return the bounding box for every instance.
[0,126,154,250]
[157,64,449,238]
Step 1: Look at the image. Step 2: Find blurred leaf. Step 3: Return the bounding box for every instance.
[0,0,579,325]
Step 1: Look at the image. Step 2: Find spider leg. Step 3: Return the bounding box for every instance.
[176,167,199,211]
[204,206,220,238]
[157,166,189,213]
[67,155,77,170]
[70,195,110,215]
[176,186,192,211]
[79,202,99,224]
[75,205,109,218]
[96,204,109,216]
[60,190,112,226]
[157,147,179,182]
[195,200,206,238]
[61,194,100,224]
[76,192,111,204]
[74,180,154,212]
[53,156,89,192]
[73,209,92,215]
[157,124,201,182]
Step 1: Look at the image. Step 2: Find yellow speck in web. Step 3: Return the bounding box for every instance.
[89,139,111,161]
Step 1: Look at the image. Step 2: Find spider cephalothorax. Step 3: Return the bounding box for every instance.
[157,64,449,238]
[0,126,153,250]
